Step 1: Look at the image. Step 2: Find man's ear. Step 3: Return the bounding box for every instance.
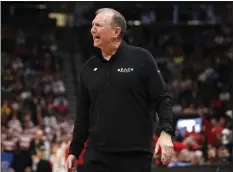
[114,27,121,38]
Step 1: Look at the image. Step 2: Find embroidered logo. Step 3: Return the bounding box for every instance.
[117,68,134,73]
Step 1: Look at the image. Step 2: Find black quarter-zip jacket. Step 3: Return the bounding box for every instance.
[69,41,173,158]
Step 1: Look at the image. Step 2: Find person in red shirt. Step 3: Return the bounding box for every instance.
[183,127,192,139]
[219,116,227,128]
[206,118,223,147]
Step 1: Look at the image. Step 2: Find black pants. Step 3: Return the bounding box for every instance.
[83,149,152,172]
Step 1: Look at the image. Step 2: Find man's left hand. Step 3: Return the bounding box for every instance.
[154,131,174,165]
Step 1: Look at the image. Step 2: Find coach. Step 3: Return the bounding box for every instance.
[66,8,174,172]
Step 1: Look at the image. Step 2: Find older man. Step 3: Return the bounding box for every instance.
[66,8,174,172]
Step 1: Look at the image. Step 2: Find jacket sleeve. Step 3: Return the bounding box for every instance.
[69,69,90,158]
[144,50,174,136]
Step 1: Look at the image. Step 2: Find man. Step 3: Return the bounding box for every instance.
[66,8,174,172]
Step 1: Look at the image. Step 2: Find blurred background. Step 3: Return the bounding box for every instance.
[1,1,233,172]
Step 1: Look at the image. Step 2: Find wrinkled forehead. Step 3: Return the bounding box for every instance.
[92,11,114,26]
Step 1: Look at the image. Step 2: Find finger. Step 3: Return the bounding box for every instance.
[161,157,167,165]
[162,145,173,164]
[71,167,76,170]
[67,160,72,169]
[167,144,174,155]
[163,152,170,163]
[71,167,77,172]
[167,145,174,161]
[161,148,169,164]
[154,143,159,154]
[165,144,173,155]
[161,147,166,161]
[65,161,68,169]
[161,154,169,165]
[68,168,74,172]
[162,159,169,165]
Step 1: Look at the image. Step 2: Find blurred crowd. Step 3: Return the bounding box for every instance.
[1,27,71,172]
[146,24,233,167]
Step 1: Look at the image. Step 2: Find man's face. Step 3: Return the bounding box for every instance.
[35,130,43,140]
[91,12,115,48]
[210,118,217,126]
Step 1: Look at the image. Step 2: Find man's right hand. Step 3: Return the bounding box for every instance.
[65,155,77,172]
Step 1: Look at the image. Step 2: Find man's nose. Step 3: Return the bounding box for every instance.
[91,26,96,35]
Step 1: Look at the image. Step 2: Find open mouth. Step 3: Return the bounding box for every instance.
[94,36,100,41]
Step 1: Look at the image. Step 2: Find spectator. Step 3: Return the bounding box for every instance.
[50,141,66,172]
[36,146,52,172]
[206,117,223,147]
[216,146,231,164]
[52,74,66,95]
[190,150,204,165]
[1,148,14,172]
[11,144,32,172]
[1,100,12,119]
[30,130,46,159]
[53,96,69,114]
[207,146,218,165]
[2,133,18,153]
[168,149,192,167]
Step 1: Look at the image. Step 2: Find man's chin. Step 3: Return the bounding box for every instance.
[93,43,101,48]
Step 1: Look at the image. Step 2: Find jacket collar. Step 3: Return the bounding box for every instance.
[100,41,127,63]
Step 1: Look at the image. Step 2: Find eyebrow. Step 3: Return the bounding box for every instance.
[92,20,103,27]
[92,21,98,26]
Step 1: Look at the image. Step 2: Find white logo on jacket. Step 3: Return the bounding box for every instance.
[117,68,134,73]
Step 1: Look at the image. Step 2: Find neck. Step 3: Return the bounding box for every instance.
[101,40,121,59]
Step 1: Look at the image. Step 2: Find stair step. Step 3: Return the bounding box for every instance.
[65,83,75,86]
[68,99,76,102]
[65,79,74,82]
[69,109,77,113]
[67,96,76,99]
[67,95,76,99]
[65,76,73,79]
[66,89,75,91]
[66,90,75,92]
[61,53,80,117]
[69,108,76,111]
[69,102,76,106]
[66,84,75,87]
[67,93,76,96]
[66,87,76,91]
[67,90,75,92]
